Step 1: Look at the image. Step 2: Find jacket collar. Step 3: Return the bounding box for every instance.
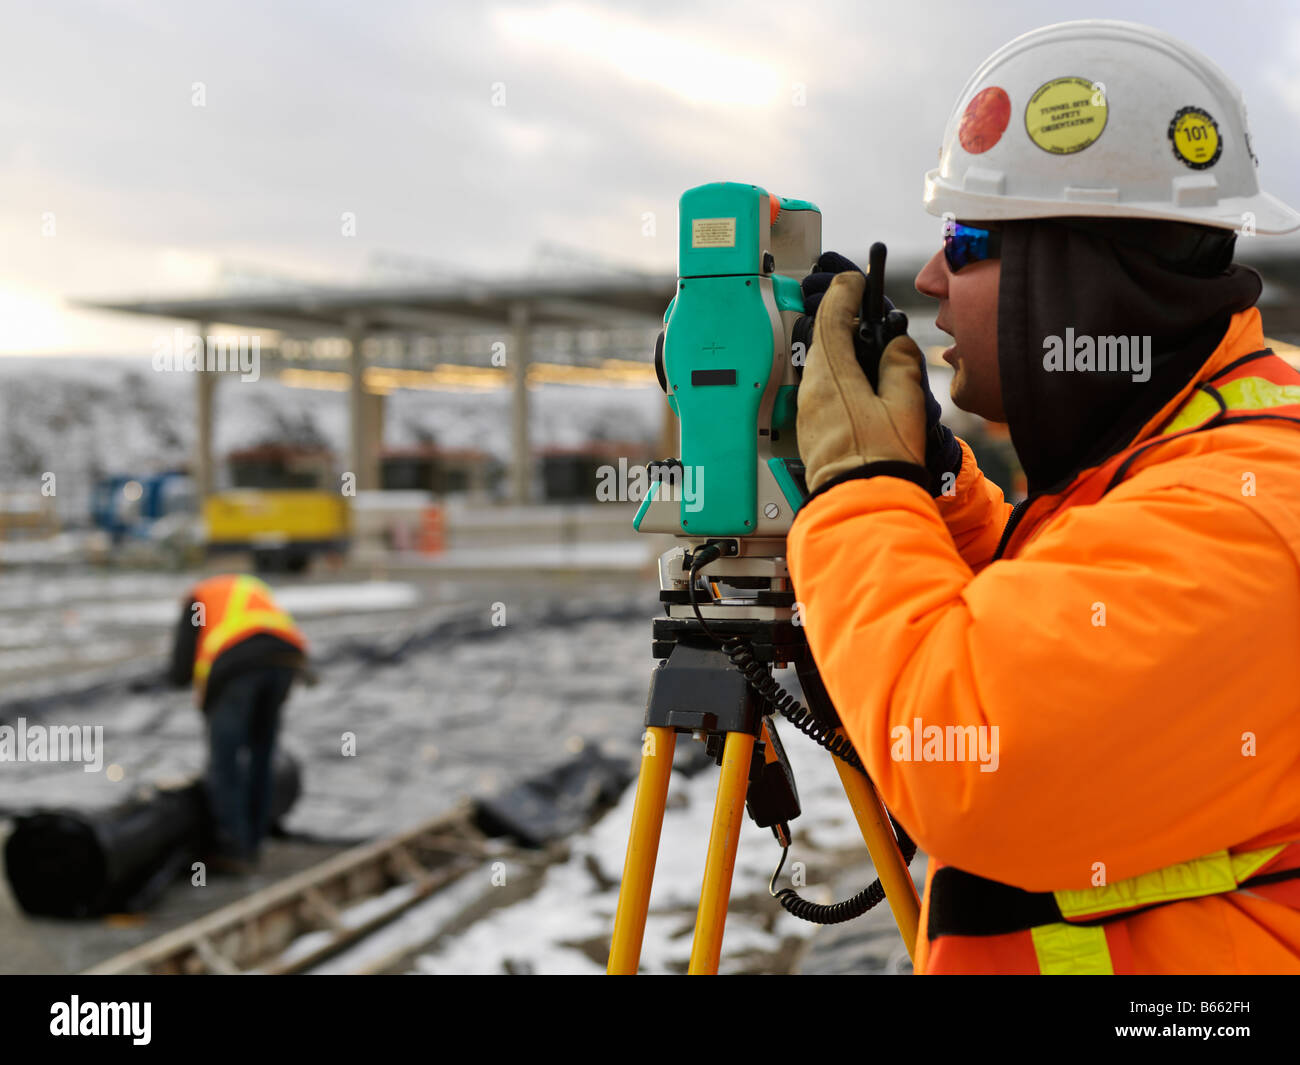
[999,308,1271,559]
[1124,307,1267,450]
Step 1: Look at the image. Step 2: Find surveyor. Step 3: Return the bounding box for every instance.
[789,19,1300,973]
[168,574,307,873]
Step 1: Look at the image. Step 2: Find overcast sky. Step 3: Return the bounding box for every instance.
[2,0,1299,355]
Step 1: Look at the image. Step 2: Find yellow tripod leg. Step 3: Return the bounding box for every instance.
[688,730,755,975]
[831,736,920,961]
[608,726,677,974]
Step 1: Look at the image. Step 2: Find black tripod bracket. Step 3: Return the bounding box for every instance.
[643,630,801,831]
[645,641,763,738]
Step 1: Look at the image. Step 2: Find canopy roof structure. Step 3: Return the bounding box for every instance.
[79,270,685,502]
[78,242,1300,503]
[79,273,680,338]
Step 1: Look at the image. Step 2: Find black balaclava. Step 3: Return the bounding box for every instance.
[996,218,1263,495]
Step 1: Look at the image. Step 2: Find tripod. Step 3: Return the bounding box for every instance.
[607,543,921,975]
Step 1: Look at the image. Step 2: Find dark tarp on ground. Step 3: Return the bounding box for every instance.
[472,746,636,848]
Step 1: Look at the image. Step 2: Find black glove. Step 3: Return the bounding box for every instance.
[797,251,962,496]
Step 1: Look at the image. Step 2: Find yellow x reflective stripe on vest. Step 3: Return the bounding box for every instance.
[1030,845,1288,975]
[193,576,302,688]
[1162,375,1300,435]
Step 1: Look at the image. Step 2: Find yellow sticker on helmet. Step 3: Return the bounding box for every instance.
[1025,76,1108,155]
[1168,107,1222,169]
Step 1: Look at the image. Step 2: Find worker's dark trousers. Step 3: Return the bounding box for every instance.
[204,666,295,862]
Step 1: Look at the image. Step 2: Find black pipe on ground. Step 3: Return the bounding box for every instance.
[3,753,301,918]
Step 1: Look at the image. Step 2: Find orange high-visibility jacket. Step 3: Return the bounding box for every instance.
[787,307,1300,974]
[191,575,306,704]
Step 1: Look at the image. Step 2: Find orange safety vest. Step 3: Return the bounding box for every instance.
[787,307,1300,974]
[190,575,306,702]
[923,343,1300,974]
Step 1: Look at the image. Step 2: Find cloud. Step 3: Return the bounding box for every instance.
[2,0,1299,354]
[494,4,787,108]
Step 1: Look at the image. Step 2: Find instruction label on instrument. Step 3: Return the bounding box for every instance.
[692,217,737,248]
[1168,106,1222,169]
[1025,76,1108,154]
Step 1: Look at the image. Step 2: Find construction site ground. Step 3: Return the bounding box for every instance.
[0,558,918,975]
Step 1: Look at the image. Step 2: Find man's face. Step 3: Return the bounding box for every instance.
[915,236,1005,422]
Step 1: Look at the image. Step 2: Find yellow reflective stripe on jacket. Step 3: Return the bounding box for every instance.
[1031,845,1287,974]
[1230,844,1285,882]
[1030,923,1113,975]
[1053,844,1286,921]
[1163,376,1300,435]
[193,578,297,683]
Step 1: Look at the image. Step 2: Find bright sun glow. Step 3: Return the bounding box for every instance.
[494,4,783,108]
[0,284,65,354]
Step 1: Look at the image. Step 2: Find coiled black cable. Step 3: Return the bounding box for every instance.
[720,636,863,771]
[687,546,916,924]
[774,878,889,925]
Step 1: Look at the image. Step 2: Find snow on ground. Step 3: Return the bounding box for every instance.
[0,568,456,698]
[0,575,915,974]
[0,356,663,524]
[298,685,918,976]
[274,581,421,614]
[406,694,911,975]
[82,581,423,627]
[0,560,646,698]
[0,594,657,838]
[407,543,649,570]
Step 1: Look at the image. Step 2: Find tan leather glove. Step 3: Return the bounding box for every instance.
[797,270,929,494]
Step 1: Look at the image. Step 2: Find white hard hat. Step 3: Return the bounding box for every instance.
[924,19,1300,234]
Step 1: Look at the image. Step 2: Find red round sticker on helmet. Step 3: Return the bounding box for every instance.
[959,87,1011,155]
